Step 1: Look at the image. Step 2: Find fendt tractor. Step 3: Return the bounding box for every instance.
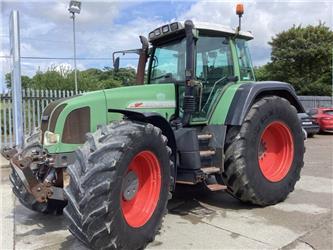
[2,4,305,250]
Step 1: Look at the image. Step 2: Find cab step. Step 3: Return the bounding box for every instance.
[197,133,213,141]
[201,166,220,174]
[200,150,216,158]
[206,183,227,191]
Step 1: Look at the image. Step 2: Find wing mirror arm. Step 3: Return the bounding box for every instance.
[112,49,141,72]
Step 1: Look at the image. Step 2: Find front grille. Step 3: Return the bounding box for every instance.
[40,99,64,143]
[39,96,78,144]
[62,107,90,144]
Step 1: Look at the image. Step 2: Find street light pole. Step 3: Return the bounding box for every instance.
[68,0,81,93]
[71,12,78,93]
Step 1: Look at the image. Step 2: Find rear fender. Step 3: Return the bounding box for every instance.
[224,81,305,126]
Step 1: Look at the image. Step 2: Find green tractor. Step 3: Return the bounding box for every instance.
[2,5,305,250]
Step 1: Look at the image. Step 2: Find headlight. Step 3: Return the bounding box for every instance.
[44,131,60,145]
[162,25,169,33]
[149,32,155,40]
[154,28,161,36]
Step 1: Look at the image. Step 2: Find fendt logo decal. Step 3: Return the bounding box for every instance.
[127,101,176,109]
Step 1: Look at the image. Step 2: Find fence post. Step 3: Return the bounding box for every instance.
[36,89,41,127]
[31,88,36,130]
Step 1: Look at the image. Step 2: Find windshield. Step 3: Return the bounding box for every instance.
[150,38,186,84]
[149,35,234,84]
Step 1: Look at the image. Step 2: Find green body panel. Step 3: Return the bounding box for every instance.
[45,84,175,154]
[208,83,243,125]
[104,83,176,123]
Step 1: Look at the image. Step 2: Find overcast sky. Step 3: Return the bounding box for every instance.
[0,0,332,91]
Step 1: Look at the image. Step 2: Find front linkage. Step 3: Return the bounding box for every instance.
[1,137,68,214]
[9,150,65,203]
[1,146,19,160]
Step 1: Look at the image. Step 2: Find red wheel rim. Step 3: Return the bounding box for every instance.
[121,150,161,228]
[258,121,294,182]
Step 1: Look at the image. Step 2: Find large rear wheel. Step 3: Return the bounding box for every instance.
[221,96,304,206]
[64,121,172,249]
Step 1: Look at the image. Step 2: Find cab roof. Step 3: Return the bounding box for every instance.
[194,21,253,40]
[148,20,254,44]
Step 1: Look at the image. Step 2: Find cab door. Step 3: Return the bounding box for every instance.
[191,35,235,123]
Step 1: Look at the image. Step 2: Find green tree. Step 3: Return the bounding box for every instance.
[4,66,137,91]
[253,65,270,81]
[5,73,33,89]
[265,23,333,96]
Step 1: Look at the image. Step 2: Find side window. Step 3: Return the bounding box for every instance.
[235,39,255,81]
[196,36,233,83]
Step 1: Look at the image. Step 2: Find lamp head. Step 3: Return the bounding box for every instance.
[68,1,81,14]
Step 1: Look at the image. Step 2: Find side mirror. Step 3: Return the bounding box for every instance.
[114,57,120,72]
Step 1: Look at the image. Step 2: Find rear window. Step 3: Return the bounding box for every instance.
[323,110,333,115]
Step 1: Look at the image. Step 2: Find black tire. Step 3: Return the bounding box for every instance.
[220,96,304,206]
[9,130,65,214]
[64,121,172,250]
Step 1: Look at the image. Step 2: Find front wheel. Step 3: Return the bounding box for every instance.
[64,121,172,249]
[220,96,304,206]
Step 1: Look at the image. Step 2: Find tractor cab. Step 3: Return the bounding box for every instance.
[147,21,255,122]
[114,20,255,124]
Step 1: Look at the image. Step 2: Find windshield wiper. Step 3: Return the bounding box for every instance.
[151,73,173,81]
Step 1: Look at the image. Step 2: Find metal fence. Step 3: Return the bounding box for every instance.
[0,90,332,148]
[0,89,83,147]
[298,96,333,111]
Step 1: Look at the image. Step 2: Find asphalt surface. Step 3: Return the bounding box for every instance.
[0,134,332,250]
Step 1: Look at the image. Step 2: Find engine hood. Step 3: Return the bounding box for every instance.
[41,83,176,154]
[104,83,176,123]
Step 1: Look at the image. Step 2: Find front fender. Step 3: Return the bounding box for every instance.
[109,109,177,190]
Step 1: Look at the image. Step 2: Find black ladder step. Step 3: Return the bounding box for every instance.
[207,184,227,191]
[201,167,220,174]
[200,150,216,158]
[197,133,213,140]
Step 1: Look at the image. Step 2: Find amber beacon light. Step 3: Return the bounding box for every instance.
[236,3,244,16]
[236,3,244,32]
